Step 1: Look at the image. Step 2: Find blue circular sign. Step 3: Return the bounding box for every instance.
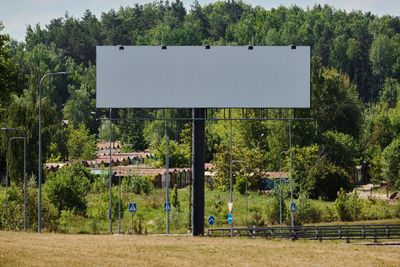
[227,213,233,225]
[208,215,215,226]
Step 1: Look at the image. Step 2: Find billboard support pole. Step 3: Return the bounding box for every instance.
[191,108,205,236]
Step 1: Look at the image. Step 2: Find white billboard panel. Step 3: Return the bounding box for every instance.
[96,46,310,108]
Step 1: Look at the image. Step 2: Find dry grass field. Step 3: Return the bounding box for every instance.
[0,231,399,267]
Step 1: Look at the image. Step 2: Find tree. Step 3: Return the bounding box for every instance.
[67,124,96,160]
[382,137,400,190]
[321,130,358,171]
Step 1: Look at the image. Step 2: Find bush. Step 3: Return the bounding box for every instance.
[210,194,225,224]
[334,188,363,221]
[170,209,183,229]
[334,188,351,221]
[363,199,391,220]
[171,184,180,211]
[122,175,154,195]
[265,194,286,225]
[90,174,108,193]
[322,205,338,222]
[295,192,322,224]
[394,201,400,218]
[43,163,91,214]
[249,206,264,226]
[58,209,75,233]
[234,175,249,195]
[131,211,146,234]
[86,188,124,223]
[0,184,58,232]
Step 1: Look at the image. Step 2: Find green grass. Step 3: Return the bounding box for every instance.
[1,185,399,234]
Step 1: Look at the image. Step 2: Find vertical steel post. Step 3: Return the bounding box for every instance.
[191,108,205,236]
[289,120,294,229]
[23,138,27,231]
[165,121,170,234]
[38,71,69,233]
[109,108,113,234]
[118,172,121,234]
[245,176,248,227]
[229,109,233,238]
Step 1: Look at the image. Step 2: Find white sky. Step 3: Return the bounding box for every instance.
[1,0,400,42]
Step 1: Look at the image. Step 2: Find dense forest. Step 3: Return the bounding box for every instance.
[1,0,400,200]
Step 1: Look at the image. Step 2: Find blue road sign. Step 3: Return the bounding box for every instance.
[208,215,215,226]
[128,203,137,213]
[164,202,171,212]
[227,213,233,225]
[290,202,296,213]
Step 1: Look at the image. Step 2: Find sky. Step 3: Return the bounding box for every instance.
[1,0,400,42]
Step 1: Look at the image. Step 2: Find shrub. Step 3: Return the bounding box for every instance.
[171,184,180,211]
[249,206,264,226]
[234,175,248,195]
[90,174,108,193]
[363,199,391,220]
[43,163,91,214]
[394,201,400,218]
[334,188,351,221]
[295,192,322,224]
[131,211,146,234]
[86,188,124,222]
[58,209,75,233]
[265,194,286,225]
[122,175,154,195]
[0,184,58,232]
[322,205,338,222]
[170,209,183,229]
[153,212,165,232]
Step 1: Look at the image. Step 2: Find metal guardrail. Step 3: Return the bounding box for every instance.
[208,224,400,242]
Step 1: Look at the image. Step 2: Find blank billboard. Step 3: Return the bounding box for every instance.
[96,46,310,108]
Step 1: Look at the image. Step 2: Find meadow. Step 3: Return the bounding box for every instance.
[1,230,400,267]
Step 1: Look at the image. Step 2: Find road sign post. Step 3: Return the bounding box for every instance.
[208,215,215,226]
[228,213,233,225]
[128,203,137,234]
[164,202,171,212]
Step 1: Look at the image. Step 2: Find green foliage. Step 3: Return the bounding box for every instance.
[43,163,91,213]
[308,161,351,201]
[234,175,248,195]
[382,137,400,189]
[321,130,358,171]
[295,193,322,225]
[334,188,363,221]
[122,175,154,195]
[151,137,190,168]
[170,209,183,229]
[58,209,75,233]
[249,206,264,227]
[0,184,59,232]
[171,184,180,211]
[334,188,351,221]
[210,193,225,222]
[86,187,123,222]
[131,211,146,234]
[265,193,286,225]
[90,174,108,193]
[67,124,96,160]
[98,117,120,142]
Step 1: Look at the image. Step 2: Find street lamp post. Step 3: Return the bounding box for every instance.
[277,150,288,226]
[38,71,69,233]
[1,127,22,221]
[289,120,295,230]
[9,136,27,230]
